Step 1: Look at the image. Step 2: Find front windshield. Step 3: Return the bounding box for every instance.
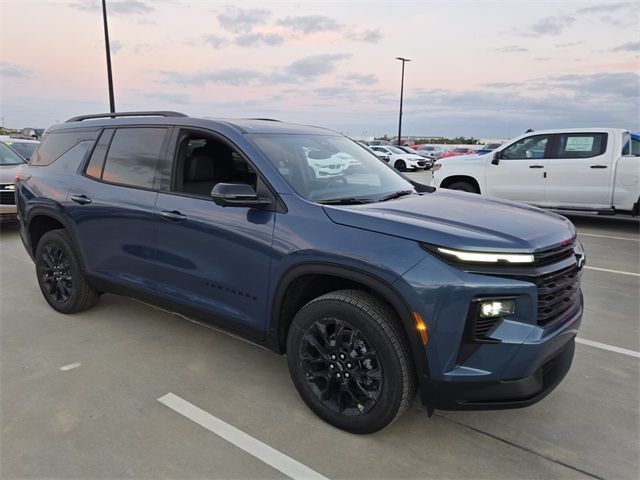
[250,134,414,203]
[0,142,26,165]
[386,146,405,154]
[4,142,37,159]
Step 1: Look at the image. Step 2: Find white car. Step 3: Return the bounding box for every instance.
[432,128,640,215]
[1,137,40,161]
[369,145,427,171]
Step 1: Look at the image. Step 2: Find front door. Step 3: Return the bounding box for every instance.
[154,129,275,337]
[485,134,552,204]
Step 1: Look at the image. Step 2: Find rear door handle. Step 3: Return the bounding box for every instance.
[160,210,187,222]
[529,165,544,169]
[71,194,92,205]
[590,165,608,169]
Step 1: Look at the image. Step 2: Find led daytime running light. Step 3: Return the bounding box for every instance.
[437,247,534,264]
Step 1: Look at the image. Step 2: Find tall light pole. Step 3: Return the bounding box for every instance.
[102,0,116,113]
[395,57,410,146]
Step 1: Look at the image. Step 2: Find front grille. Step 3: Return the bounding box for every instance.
[0,191,16,205]
[535,265,582,326]
[417,161,426,167]
[533,241,576,266]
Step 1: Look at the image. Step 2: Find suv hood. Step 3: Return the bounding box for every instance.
[323,189,575,252]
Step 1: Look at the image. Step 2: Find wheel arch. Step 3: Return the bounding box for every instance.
[270,262,430,379]
[440,175,481,193]
[26,207,86,269]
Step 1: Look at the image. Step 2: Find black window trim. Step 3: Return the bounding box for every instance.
[158,125,286,213]
[549,132,609,160]
[80,125,172,193]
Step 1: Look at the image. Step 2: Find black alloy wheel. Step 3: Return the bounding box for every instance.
[395,160,407,171]
[39,244,72,304]
[300,318,383,416]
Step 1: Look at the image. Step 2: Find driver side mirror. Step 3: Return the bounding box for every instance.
[491,151,500,165]
[211,183,271,208]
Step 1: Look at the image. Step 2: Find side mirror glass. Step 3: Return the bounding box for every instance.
[211,183,271,208]
[491,151,500,165]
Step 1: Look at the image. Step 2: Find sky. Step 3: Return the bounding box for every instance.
[0,0,638,138]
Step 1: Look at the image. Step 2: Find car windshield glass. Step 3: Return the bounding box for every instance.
[386,146,405,154]
[0,142,26,165]
[6,142,37,159]
[250,134,415,203]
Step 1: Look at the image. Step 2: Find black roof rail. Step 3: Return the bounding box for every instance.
[65,111,188,122]
[247,118,281,122]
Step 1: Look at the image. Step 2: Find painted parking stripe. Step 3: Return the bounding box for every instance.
[59,362,81,371]
[584,266,640,277]
[158,393,329,480]
[576,338,640,359]
[579,232,640,242]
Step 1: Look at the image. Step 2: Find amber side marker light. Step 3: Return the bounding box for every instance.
[413,312,428,345]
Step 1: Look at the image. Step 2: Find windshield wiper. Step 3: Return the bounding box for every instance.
[319,197,373,205]
[377,190,415,202]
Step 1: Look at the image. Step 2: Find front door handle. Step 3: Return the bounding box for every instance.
[590,165,608,169]
[529,165,544,169]
[71,194,92,205]
[160,210,187,222]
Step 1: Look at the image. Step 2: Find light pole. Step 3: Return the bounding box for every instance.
[395,57,410,147]
[102,0,116,113]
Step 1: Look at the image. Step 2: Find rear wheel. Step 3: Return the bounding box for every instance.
[286,290,415,434]
[394,160,407,171]
[447,181,479,193]
[35,229,99,314]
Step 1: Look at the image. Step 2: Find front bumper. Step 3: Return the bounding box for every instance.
[0,204,18,222]
[420,336,575,410]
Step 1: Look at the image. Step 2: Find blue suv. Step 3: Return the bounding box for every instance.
[16,112,584,433]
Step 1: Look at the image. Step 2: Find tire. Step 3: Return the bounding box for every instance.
[447,181,479,193]
[394,160,407,171]
[286,289,415,434]
[35,229,99,314]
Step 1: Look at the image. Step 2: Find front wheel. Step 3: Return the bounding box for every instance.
[35,229,100,314]
[394,160,407,171]
[447,181,479,193]
[286,290,415,434]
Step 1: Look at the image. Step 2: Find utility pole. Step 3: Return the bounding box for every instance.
[102,0,116,113]
[395,57,411,147]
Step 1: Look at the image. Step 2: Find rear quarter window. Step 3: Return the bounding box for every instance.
[30,129,100,166]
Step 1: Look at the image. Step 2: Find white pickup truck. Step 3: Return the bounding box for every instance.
[432,128,640,216]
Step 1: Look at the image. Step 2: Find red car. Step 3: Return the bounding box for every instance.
[439,147,476,159]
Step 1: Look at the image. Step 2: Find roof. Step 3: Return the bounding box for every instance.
[49,112,338,136]
[2,137,40,144]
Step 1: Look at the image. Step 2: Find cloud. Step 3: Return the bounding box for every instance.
[612,41,640,52]
[159,69,268,86]
[555,41,585,48]
[69,0,152,15]
[143,91,191,104]
[204,35,228,49]
[576,1,635,14]
[277,14,343,34]
[216,6,271,33]
[285,53,351,78]
[345,28,383,43]
[497,45,529,52]
[343,73,378,85]
[523,16,575,37]
[110,40,123,54]
[0,61,31,79]
[234,32,284,47]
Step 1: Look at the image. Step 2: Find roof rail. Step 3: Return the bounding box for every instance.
[65,111,188,122]
[248,118,282,122]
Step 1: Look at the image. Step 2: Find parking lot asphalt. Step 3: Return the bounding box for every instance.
[1,174,638,479]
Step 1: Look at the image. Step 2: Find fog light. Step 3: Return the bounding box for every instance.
[479,300,515,318]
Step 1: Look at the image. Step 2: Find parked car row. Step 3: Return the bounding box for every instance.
[0,137,39,222]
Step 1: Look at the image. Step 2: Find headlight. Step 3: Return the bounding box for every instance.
[478,299,516,318]
[433,163,442,172]
[436,247,534,264]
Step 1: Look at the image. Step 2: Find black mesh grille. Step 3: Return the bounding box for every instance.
[474,316,501,339]
[535,265,582,326]
[0,191,16,205]
[533,242,576,266]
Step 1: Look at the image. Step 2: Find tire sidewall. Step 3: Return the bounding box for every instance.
[35,230,83,314]
[287,298,407,434]
[395,160,406,171]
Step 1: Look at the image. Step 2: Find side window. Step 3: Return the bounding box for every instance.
[30,129,100,166]
[171,133,257,198]
[555,133,607,159]
[85,129,114,179]
[501,135,551,160]
[99,128,167,189]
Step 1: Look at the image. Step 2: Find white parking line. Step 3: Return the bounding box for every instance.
[59,362,81,371]
[579,232,639,242]
[576,338,640,359]
[584,266,640,277]
[158,393,329,480]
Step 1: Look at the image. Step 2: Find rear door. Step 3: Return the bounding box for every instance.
[544,132,611,208]
[485,134,552,203]
[68,126,170,294]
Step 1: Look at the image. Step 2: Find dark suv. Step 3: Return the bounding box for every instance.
[16,112,584,433]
